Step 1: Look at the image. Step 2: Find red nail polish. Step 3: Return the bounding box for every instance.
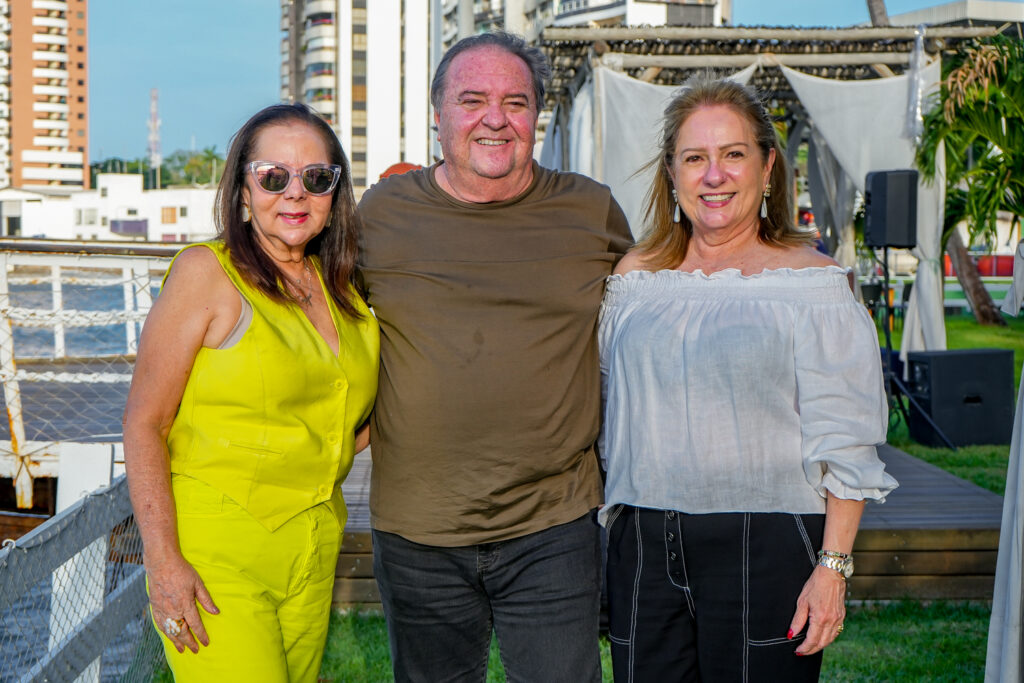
[787,629,794,639]
[795,652,804,657]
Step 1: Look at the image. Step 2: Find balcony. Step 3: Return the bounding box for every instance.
[22,149,81,165]
[33,102,68,114]
[21,166,84,182]
[33,136,70,148]
[33,119,69,130]
[34,0,68,11]
[32,51,68,63]
[303,0,336,19]
[33,85,69,97]
[32,68,67,80]
[31,15,66,29]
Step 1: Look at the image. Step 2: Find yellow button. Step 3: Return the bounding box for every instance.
[326,433,338,444]
[334,379,345,389]
[312,519,319,530]
[318,485,328,496]
[312,546,319,555]
[303,572,311,580]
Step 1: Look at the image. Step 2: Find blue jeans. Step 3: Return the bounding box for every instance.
[372,513,603,683]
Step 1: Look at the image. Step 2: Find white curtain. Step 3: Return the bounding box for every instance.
[806,126,858,270]
[780,61,946,358]
[987,241,1024,682]
[987,373,1024,682]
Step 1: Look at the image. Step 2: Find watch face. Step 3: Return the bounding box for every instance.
[843,558,855,579]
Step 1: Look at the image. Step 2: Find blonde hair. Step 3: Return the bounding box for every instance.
[637,75,812,269]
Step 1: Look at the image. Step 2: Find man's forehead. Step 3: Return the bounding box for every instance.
[446,47,533,95]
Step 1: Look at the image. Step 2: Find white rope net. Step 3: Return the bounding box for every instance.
[0,252,171,512]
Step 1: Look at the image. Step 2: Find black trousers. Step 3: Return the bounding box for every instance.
[606,506,826,683]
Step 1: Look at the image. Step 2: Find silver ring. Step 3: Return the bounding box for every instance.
[163,617,184,637]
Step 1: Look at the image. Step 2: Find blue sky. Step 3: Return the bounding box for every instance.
[88,0,1014,163]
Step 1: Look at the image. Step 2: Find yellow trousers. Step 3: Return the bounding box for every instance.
[159,475,342,682]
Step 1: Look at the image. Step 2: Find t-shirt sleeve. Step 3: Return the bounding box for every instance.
[605,195,634,264]
[794,300,898,502]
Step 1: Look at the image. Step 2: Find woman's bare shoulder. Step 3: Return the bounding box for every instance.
[614,248,659,276]
[775,244,840,270]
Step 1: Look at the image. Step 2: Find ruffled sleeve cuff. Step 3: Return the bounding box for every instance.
[813,446,900,503]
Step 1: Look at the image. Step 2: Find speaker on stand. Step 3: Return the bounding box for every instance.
[863,169,956,449]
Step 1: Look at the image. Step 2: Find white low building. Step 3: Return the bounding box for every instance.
[0,173,217,242]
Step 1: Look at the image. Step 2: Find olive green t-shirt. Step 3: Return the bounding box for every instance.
[357,162,633,546]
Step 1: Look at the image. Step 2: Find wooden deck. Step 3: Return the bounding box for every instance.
[335,444,1004,608]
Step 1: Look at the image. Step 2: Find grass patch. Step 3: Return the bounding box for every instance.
[317,611,614,682]
[311,604,987,682]
[821,601,990,682]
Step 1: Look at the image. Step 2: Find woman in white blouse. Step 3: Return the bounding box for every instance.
[599,77,898,682]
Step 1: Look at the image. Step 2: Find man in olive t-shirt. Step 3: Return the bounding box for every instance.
[357,32,631,683]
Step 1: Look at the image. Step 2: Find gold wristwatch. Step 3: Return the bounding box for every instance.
[817,549,854,580]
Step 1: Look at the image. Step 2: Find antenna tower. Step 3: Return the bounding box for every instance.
[147,89,162,189]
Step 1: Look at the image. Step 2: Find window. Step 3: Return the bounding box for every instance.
[77,96,84,103]
[179,206,188,217]
[84,208,97,224]
[127,208,138,216]
[101,216,108,226]
[77,46,83,53]
[77,113,83,119]
[74,209,82,225]
[161,207,177,224]
[100,187,107,197]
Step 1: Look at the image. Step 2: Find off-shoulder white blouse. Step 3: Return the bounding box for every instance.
[598,266,898,526]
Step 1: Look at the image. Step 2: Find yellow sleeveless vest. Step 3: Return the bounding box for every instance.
[165,242,379,531]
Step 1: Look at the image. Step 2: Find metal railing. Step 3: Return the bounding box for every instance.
[0,476,163,683]
[0,239,176,510]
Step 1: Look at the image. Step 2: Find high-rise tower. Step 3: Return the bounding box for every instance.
[280,0,429,195]
[5,0,89,190]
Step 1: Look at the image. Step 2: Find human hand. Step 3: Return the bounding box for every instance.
[146,551,219,654]
[788,565,846,656]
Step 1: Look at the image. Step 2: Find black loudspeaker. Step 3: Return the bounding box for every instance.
[906,349,1014,446]
[864,170,918,248]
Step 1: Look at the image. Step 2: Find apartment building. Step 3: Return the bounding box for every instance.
[3,0,88,191]
[280,0,430,194]
[439,0,730,51]
[554,0,731,27]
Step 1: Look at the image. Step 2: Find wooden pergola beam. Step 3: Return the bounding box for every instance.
[543,25,998,42]
[599,51,928,69]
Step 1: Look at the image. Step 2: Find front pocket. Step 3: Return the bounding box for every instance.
[171,475,228,517]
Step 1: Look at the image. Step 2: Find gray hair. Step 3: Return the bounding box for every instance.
[430,31,550,112]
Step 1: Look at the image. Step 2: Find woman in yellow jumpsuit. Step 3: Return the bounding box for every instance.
[123,103,379,682]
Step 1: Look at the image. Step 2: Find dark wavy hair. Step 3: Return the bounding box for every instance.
[430,31,550,112]
[639,75,812,269]
[215,102,363,318]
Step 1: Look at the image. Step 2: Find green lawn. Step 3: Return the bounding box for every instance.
[316,602,989,682]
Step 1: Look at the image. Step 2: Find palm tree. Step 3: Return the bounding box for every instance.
[916,36,1022,326]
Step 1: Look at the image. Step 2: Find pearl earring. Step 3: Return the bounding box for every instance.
[242,204,252,223]
[671,189,681,223]
[760,183,771,219]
